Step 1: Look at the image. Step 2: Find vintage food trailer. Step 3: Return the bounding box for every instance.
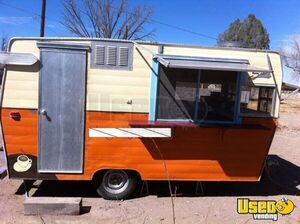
[0,38,282,199]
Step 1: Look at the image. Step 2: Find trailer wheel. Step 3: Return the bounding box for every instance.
[95,170,137,200]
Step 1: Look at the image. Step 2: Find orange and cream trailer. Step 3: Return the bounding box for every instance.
[0,38,282,199]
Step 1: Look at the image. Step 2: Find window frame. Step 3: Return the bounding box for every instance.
[239,84,276,118]
[154,65,243,125]
[258,87,275,113]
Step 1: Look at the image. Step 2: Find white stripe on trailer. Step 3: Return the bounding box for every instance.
[89,128,171,138]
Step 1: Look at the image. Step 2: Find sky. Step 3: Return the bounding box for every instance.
[0,0,300,84]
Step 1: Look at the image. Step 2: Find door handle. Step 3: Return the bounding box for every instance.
[39,109,47,115]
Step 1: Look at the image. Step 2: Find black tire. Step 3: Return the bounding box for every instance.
[260,165,269,182]
[95,170,137,200]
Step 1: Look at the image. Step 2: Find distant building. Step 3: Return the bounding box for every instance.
[281,82,300,93]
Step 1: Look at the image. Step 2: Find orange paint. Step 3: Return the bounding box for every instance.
[1,108,276,181]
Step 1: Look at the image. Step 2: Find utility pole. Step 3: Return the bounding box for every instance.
[40,0,46,37]
[125,12,128,39]
[125,25,128,40]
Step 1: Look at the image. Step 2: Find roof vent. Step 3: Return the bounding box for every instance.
[219,41,246,48]
[107,46,117,65]
[119,47,129,66]
[90,41,133,70]
[95,45,105,65]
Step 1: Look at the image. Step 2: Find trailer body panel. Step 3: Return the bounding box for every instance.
[0,38,282,182]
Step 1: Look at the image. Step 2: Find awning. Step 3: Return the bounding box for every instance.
[154,54,271,73]
[0,52,38,66]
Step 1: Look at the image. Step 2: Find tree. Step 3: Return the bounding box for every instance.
[0,36,7,80]
[218,14,270,49]
[280,36,300,82]
[62,0,154,40]
[1,36,8,51]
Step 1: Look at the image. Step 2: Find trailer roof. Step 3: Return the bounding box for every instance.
[8,37,280,55]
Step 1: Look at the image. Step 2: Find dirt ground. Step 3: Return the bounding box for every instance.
[0,96,300,224]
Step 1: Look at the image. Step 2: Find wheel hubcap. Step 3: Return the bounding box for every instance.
[103,170,129,194]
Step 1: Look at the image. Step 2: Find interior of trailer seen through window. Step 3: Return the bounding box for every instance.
[154,55,276,124]
[156,68,240,124]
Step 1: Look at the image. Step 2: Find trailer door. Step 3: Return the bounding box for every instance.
[37,42,89,173]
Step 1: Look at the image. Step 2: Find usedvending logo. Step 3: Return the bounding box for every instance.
[237,197,295,221]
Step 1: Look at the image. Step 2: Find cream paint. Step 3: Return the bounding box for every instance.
[2,38,282,117]
[3,39,156,113]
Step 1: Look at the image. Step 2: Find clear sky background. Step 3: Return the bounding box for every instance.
[0,0,299,83]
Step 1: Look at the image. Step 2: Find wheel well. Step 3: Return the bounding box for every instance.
[92,169,142,182]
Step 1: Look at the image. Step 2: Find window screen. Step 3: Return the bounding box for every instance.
[198,70,237,122]
[156,67,238,123]
[157,67,198,120]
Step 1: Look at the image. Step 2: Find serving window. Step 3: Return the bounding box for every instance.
[152,54,277,123]
[197,70,237,122]
[156,67,239,123]
[156,68,197,120]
